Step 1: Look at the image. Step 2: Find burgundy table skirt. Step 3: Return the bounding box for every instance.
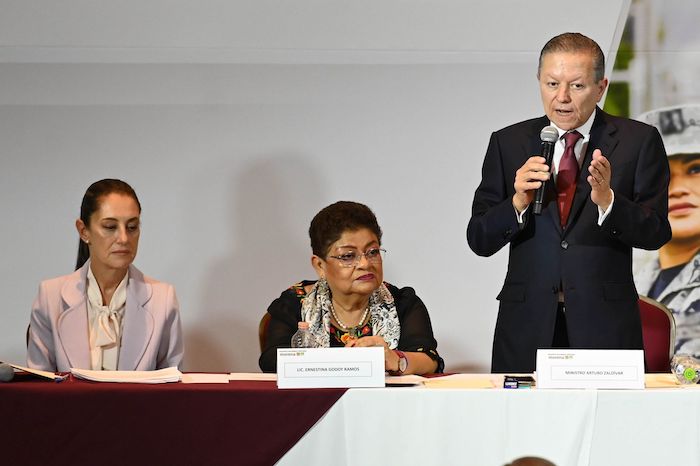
[0,374,346,466]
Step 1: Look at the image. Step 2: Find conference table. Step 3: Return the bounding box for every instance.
[2,373,699,466]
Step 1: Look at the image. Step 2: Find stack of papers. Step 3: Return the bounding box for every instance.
[70,367,182,383]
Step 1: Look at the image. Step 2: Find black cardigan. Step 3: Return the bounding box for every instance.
[258,280,444,373]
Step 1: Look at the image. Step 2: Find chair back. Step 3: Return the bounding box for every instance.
[258,312,272,352]
[638,296,676,372]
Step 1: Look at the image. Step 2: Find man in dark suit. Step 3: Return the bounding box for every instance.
[467,32,671,373]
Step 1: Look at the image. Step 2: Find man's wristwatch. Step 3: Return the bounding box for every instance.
[391,350,408,375]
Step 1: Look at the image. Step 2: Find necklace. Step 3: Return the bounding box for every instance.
[330,300,369,334]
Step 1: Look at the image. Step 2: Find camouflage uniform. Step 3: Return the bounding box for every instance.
[634,249,700,358]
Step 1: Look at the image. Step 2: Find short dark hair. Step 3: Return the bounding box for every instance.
[76,179,141,270]
[538,32,605,82]
[309,201,382,258]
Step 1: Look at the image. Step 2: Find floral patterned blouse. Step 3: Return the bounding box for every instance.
[259,280,444,373]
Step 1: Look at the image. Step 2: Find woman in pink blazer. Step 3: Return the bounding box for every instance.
[27,179,183,372]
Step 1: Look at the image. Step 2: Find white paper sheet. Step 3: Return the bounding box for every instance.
[180,373,231,384]
[385,374,426,386]
[70,366,181,383]
[9,363,68,381]
[422,373,502,389]
[228,372,277,381]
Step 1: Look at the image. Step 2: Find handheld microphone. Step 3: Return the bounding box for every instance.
[533,126,559,215]
[0,362,14,382]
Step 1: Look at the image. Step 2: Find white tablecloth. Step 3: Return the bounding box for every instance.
[278,383,700,466]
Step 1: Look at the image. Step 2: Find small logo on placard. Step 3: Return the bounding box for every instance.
[548,353,574,360]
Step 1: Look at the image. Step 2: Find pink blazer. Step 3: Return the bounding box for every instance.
[27,261,184,372]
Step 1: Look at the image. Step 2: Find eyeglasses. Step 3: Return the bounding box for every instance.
[328,248,386,268]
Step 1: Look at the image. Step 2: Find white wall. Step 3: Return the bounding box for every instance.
[0,0,629,372]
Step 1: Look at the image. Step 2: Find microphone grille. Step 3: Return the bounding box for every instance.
[540,126,559,143]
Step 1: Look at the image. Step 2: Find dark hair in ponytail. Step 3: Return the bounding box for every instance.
[75,179,141,270]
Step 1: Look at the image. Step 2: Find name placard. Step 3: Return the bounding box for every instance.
[277,347,385,389]
[536,349,645,389]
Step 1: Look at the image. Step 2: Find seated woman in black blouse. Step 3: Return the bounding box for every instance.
[259,201,443,374]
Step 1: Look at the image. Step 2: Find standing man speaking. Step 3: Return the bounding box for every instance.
[467,33,671,373]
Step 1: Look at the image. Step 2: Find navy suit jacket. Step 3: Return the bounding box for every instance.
[467,108,671,373]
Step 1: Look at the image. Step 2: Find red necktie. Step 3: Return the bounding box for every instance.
[556,131,582,227]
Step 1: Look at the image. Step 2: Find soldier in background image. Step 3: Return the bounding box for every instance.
[635,105,700,358]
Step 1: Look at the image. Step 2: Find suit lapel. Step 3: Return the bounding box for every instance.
[57,266,91,369]
[118,265,154,370]
[566,108,619,232]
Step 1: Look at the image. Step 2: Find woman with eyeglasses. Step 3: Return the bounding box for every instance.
[27,179,184,372]
[259,201,443,374]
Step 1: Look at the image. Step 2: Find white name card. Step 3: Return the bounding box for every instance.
[276,347,385,389]
[536,349,645,389]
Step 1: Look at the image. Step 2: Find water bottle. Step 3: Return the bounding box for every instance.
[291,321,317,348]
[670,354,700,384]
